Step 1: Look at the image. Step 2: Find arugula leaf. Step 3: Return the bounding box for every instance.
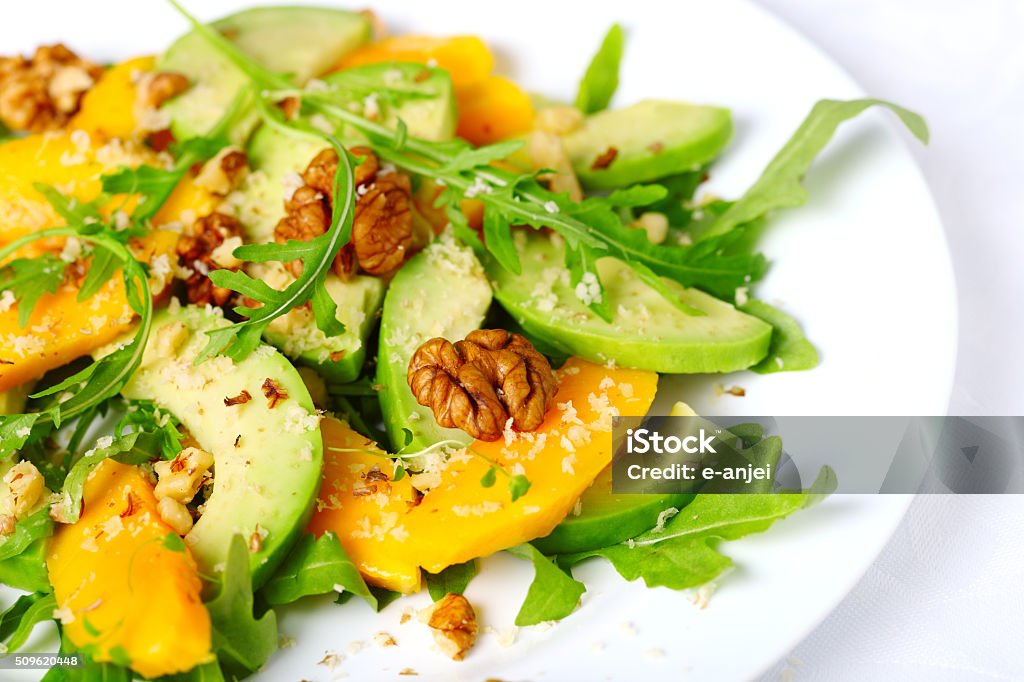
[41,628,134,682]
[198,136,355,362]
[0,591,56,653]
[76,247,123,303]
[115,399,184,459]
[0,593,46,642]
[506,543,585,626]
[33,183,105,227]
[560,467,836,589]
[50,431,157,525]
[703,98,929,238]
[261,532,375,608]
[0,254,68,328]
[0,534,51,593]
[576,24,625,114]
[0,413,42,460]
[206,535,278,678]
[0,507,53,562]
[425,560,477,601]
[739,299,819,373]
[442,139,525,173]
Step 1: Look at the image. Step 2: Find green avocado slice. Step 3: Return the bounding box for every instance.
[234,124,385,383]
[564,99,732,190]
[120,303,322,588]
[488,231,772,374]
[376,233,492,453]
[159,6,371,142]
[533,466,694,555]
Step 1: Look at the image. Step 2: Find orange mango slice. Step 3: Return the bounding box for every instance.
[337,35,493,88]
[455,75,535,146]
[308,417,422,593]
[311,358,658,590]
[46,460,212,679]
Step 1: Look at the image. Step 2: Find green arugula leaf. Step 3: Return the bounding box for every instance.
[560,467,836,589]
[0,591,56,653]
[442,139,524,173]
[703,98,929,238]
[0,593,46,642]
[739,299,819,373]
[508,474,532,502]
[198,136,355,362]
[481,206,521,275]
[76,247,122,303]
[33,183,105,227]
[506,543,585,626]
[41,628,133,682]
[0,534,51,593]
[162,532,187,553]
[0,254,68,328]
[0,413,42,459]
[0,507,53,562]
[261,532,375,608]
[115,399,184,459]
[576,24,625,114]
[206,535,278,679]
[425,560,477,601]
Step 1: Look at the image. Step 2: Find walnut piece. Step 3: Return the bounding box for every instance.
[0,44,102,132]
[175,212,245,307]
[139,71,189,109]
[273,145,412,278]
[422,593,478,661]
[408,329,559,442]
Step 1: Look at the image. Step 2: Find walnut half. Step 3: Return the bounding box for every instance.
[408,329,559,442]
[420,593,478,661]
[273,146,413,278]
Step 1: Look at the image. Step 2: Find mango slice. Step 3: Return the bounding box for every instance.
[71,56,155,141]
[455,75,535,146]
[337,35,493,88]
[46,460,212,679]
[0,230,178,391]
[309,417,422,593]
[311,358,657,590]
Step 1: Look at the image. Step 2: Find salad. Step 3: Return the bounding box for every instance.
[0,3,927,679]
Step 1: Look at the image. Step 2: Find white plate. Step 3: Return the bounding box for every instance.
[2,1,957,680]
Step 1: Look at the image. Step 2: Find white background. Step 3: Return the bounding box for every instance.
[753,1,1024,679]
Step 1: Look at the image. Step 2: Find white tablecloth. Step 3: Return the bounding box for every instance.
[752,1,1024,679]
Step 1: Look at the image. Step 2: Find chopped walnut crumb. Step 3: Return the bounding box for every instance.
[591,146,618,170]
[0,44,102,132]
[261,378,289,408]
[408,329,558,441]
[420,593,478,661]
[224,389,252,407]
[175,212,245,307]
[0,514,16,535]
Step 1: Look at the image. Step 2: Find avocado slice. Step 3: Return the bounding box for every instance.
[234,125,385,383]
[488,231,772,373]
[377,233,492,452]
[324,62,457,142]
[532,466,694,555]
[120,303,323,588]
[159,6,371,141]
[563,99,732,190]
